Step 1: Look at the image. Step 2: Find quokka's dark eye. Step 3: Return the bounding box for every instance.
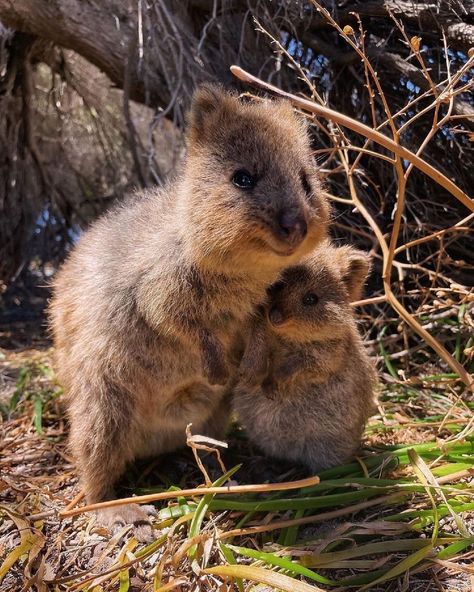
[302,293,319,306]
[232,169,256,189]
[300,171,312,197]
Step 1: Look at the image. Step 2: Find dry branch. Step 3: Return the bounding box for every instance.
[230,64,474,391]
[230,66,473,213]
[59,475,320,518]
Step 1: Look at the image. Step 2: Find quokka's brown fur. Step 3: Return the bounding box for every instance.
[49,85,330,538]
[234,241,378,471]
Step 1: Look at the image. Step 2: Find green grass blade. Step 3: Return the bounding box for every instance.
[359,544,433,591]
[208,488,386,512]
[118,568,130,592]
[219,543,244,592]
[379,326,399,379]
[336,568,390,587]
[188,464,241,559]
[33,397,44,434]
[313,454,399,480]
[227,544,335,586]
[435,536,474,559]
[281,508,305,546]
[299,538,432,567]
[386,502,474,524]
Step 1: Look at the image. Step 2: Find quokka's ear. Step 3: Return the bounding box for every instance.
[338,247,372,302]
[187,83,231,143]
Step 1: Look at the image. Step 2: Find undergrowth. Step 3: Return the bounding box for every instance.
[1,3,473,590]
[1,351,473,591]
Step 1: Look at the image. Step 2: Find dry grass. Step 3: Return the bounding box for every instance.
[235,1,474,394]
[1,349,473,591]
[1,4,473,591]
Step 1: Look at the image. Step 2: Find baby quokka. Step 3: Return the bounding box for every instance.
[234,241,378,470]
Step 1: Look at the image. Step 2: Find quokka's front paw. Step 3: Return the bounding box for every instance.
[204,357,230,385]
[96,503,156,543]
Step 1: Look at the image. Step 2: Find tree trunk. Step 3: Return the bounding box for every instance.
[0,0,472,284]
[1,0,472,116]
[0,0,281,121]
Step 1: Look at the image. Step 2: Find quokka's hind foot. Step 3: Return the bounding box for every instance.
[96,503,157,542]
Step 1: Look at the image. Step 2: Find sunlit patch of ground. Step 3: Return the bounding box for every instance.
[1,344,473,591]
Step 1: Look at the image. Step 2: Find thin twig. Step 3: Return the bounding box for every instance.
[219,493,405,540]
[230,66,473,212]
[59,475,320,518]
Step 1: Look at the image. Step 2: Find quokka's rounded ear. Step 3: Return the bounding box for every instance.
[339,248,372,302]
[267,98,309,133]
[187,83,230,141]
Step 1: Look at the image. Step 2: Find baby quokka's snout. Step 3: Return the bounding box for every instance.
[268,305,286,326]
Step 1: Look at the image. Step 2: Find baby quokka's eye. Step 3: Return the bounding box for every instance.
[302,292,319,306]
[232,169,256,189]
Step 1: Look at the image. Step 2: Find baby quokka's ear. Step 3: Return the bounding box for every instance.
[187,83,232,145]
[338,247,372,302]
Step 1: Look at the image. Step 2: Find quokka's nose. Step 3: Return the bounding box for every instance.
[276,209,308,247]
[268,306,285,325]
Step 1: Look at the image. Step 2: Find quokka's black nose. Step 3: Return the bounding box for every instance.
[268,306,285,325]
[276,209,308,247]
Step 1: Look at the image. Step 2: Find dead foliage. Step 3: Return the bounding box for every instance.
[0,3,473,591]
[0,350,473,591]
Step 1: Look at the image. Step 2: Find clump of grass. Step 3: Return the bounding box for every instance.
[48,432,473,591]
[4,358,62,433]
[2,4,473,590]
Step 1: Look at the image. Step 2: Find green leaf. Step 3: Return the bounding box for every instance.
[228,544,334,585]
[359,544,433,590]
[33,397,44,434]
[188,464,241,559]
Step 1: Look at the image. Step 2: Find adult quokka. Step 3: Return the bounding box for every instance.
[49,85,330,539]
[234,242,377,471]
